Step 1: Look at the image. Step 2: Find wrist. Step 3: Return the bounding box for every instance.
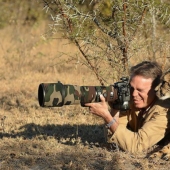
[106,117,117,129]
[103,112,113,123]
[105,114,119,132]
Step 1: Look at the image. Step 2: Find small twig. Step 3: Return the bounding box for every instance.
[43,0,105,85]
[1,116,6,132]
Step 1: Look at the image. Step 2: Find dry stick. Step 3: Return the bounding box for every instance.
[93,9,128,73]
[122,0,128,71]
[60,1,123,84]
[94,3,148,73]
[161,52,167,71]
[44,0,124,83]
[56,0,104,86]
[43,0,105,85]
[122,1,147,71]
[131,4,148,40]
[74,40,104,86]
[93,18,125,71]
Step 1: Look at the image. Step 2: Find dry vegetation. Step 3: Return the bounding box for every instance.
[0,19,170,170]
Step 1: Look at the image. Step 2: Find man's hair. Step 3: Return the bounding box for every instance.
[130,61,162,88]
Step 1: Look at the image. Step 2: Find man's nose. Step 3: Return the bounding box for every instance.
[132,89,138,97]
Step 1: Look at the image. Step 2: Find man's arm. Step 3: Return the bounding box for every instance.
[107,106,170,153]
[85,95,120,133]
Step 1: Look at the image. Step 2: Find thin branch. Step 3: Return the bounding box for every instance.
[43,0,105,85]
[74,40,104,85]
[93,18,117,39]
[122,0,128,71]
[131,4,148,41]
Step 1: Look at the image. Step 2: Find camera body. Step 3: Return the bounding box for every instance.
[111,77,130,110]
[38,77,130,111]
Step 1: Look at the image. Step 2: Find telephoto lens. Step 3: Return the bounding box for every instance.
[38,77,130,110]
[38,82,116,107]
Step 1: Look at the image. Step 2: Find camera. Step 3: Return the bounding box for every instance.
[38,77,130,111]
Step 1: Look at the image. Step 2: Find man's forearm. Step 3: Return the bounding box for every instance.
[104,110,119,133]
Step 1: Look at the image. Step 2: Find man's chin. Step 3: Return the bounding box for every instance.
[133,103,143,109]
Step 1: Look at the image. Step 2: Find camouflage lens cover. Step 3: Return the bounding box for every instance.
[38,82,82,107]
[38,82,116,107]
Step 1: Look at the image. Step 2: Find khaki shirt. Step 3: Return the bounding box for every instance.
[107,98,170,153]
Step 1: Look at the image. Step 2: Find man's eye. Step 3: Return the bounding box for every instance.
[134,88,144,92]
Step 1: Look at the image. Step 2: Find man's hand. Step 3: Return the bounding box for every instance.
[85,95,113,122]
[85,95,120,132]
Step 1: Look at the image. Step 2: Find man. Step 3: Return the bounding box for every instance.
[85,61,170,153]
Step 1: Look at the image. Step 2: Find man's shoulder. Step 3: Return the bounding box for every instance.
[151,98,170,116]
[144,99,170,123]
[154,98,170,109]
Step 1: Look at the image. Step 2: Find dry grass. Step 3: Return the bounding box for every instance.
[0,22,170,170]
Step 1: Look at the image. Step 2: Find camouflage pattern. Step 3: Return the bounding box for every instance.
[80,86,118,106]
[38,81,118,107]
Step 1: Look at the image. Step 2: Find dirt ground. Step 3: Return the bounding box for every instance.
[0,22,170,170]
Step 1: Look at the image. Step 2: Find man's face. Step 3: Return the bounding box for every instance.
[130,75,156,109]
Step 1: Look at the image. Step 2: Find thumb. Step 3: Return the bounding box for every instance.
[100,94,105,102]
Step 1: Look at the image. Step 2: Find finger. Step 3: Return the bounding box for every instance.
[84,103,92,107]
[100,94,105,102]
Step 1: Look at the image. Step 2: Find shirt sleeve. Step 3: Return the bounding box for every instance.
[107,107,170,153]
